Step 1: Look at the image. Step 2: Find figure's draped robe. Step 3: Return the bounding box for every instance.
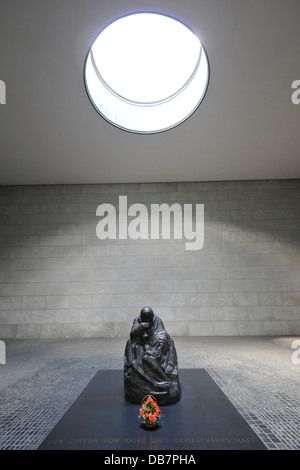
[124,315,181,404]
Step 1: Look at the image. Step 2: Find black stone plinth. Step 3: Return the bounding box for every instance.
[38,369,267,450]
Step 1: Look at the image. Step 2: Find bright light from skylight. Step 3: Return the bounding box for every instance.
[84,12,209,133]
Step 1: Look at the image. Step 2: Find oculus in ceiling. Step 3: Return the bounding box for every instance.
[84,12,210,134]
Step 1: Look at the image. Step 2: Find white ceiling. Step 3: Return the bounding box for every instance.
[0,0,299,185]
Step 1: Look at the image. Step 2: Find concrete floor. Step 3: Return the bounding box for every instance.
[0,336,299,450]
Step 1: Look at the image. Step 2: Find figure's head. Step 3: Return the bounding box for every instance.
[140,306,154,324]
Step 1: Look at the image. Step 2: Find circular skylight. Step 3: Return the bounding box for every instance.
[84,12,209,133]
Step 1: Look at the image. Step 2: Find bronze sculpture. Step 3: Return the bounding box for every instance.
[124,306,181,405]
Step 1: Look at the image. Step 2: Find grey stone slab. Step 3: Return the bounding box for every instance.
[238,321,264,335]
[214,321,239,336]
[223,307,248,321]
[16,324,43,339]
[188,321,214,336]
[200,307,224,321]
[220,280,244,292]
[263,321,289,335]
[247,307,274,320]
[233,293,259,307]
[243,279,268,292]
[282,292,300,306]
[258,292,283,306]
[272,306,299,320]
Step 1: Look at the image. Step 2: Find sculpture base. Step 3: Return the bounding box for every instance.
[124,374,181,405]
[124,358,181,405]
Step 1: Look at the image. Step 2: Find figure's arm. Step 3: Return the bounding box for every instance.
[165,338,177,374]
[130,317,149,341]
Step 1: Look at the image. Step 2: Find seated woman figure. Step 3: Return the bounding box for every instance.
[124,306,181,405]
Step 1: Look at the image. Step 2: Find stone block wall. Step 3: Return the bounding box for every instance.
[0,179,299,338]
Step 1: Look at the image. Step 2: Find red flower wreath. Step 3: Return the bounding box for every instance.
[139,395,161,426]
